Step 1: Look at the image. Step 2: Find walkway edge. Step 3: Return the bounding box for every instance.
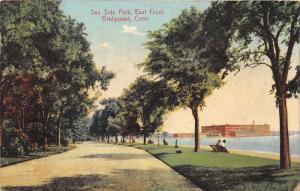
[1,145,76,168]
[129,145,204,190]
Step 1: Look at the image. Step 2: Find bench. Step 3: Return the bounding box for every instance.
[210,145,229,153]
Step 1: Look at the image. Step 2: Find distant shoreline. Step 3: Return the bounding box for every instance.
[180,144,300,163]
[136,137,300,163]
[165,133,300,138]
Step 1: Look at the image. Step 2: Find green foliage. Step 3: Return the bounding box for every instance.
[90,98,125,138]
[204,1,300,169]
[0,0,114,153]
[204,1,300,98]
[2,136,24,156]
[89,78,176,141]
[141,8,224,110]
[72,118,92,141]
[1,127,25,156]
[121,77,177,137]
[140,8,226,150]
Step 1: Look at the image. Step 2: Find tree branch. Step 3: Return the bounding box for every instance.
[261,8,281,87]
[276,23,286,39]
[282,7,300,83]
[246,62,272,69]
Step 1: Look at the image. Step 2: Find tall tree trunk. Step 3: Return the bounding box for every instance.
[107,135,110,143]
[115,135,118,143]
[22,109,25,130]
[0,73,3,146]
[57,117,61,147]
[44,135,47,154]
[191,106,200,152]
[0,96,3,146]
[141,111,147,145]
[278,94,291,169]
[143,132,146,145]
[43,111,50,154]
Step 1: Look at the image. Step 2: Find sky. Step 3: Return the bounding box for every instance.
[61,0,299,133]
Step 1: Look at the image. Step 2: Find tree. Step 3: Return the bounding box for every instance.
[162,131,168,138]
[141,8,223,151]
[204,1,299,169]
[90,98,124,142]
[121,77,176,145]
[90,110,106,141]
[0,0,114,152]
[0,0,64,147]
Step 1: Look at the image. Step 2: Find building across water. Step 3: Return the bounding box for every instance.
[172,133,194,138]
[201,123,271,137]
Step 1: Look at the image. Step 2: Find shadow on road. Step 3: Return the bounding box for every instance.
[80,153,150,160]
[3,174,111,191]
[92,144,120,148]
[3,168,195,191]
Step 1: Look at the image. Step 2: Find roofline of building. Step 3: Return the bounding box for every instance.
[202,124,270,127]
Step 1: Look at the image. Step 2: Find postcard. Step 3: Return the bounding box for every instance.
[0,1,299,190]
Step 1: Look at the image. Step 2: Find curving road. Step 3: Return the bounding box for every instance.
[0,143,202,191]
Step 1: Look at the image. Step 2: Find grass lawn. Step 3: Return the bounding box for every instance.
[127,143,300,191]
[1,145,76,167]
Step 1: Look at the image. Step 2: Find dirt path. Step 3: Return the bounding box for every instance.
[0,142,202,191]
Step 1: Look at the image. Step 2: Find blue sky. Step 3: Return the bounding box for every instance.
[61,0,209,97]
[61,1,209,69]
[61,0,210,98]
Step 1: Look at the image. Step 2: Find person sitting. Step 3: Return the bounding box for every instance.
[148,139,153,144]
[210,139,228,152]
[220,139,226,148]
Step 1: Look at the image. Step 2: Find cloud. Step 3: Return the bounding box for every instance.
[99,42,110,49]
[122,25,144,36]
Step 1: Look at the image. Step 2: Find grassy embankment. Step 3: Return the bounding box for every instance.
[1,145,76,167]
[125,143,300,191]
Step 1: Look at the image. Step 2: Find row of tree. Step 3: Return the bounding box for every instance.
[90,77,176,144]
[0,0,114,155]
[91,1,299,170]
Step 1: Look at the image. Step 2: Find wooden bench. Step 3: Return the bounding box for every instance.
[210,145,229,153]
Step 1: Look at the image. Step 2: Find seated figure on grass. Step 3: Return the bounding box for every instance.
[210,139,228,153]
[220,140,226,147]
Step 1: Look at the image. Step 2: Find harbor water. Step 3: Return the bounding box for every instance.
[158,134,300,156]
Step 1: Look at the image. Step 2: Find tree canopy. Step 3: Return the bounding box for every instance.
[0,0,114,154]
[202,1,299,169]
[140,8,223,151]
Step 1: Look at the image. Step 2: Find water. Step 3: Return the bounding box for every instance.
[160,134,300,156]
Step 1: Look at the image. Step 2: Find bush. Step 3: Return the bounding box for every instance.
[2,136,24,156]
[1,124,32,156]
[61,136,72,146]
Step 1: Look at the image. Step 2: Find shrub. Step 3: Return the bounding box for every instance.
[2,136,24,156]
